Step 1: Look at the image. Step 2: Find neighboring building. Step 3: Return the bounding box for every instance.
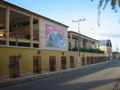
[68,31,99,50]
[99,40,112,59]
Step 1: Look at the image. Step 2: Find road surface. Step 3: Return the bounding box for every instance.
[1,60,120,90]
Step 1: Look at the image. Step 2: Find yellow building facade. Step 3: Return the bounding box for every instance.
[0,46,78,76]
[0,46,108,77]
[0,1,108,77]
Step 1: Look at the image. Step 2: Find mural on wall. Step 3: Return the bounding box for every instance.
[45,24,65,48]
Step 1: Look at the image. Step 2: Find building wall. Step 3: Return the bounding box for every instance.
[0,46,77,76]
[80,52,107,66]
[0,46,107,76]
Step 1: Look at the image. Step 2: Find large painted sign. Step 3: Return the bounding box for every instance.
[45,24,65,48]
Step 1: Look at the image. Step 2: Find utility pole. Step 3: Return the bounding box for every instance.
[72,18,85,67]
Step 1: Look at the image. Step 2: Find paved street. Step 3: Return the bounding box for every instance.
[1,60,120,90]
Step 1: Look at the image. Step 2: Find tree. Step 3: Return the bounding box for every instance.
[91,0,120,10]
[91,0,120,26]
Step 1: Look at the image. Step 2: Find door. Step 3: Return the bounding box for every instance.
[82,57,85,66]
[61,56,67,69]
[33,56,41,74]
[9,56,20,78]
[87,57,90,65]
[70,56,74,68]
[49,56,56,71]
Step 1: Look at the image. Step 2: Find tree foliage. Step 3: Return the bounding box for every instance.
[91,0,120,26]
[71,47,104,53]
[92,0,120,10]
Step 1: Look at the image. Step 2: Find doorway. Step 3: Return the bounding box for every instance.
[61,56,67,69]
[9,56,20,78]
[33,56,41,74]
[70,56,74,68]
[49,56,56,71]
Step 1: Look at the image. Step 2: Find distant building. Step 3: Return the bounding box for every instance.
[99,40,112,59]
[68,31,99,50]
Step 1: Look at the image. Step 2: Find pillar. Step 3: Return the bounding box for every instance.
[5,6,10,45]
[80,37,83,48]
[30,15,33,47]
[38,20,41,48]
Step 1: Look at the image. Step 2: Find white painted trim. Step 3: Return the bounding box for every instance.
[0,45,69,52]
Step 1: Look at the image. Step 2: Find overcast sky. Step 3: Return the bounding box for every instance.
[5,0,120,52]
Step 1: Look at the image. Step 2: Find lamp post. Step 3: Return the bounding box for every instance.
[72,18,86,67]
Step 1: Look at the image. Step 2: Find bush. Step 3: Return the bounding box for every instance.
[71,47,104,53]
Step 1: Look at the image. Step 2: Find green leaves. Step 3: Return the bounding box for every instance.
[119,0,120,7]
[91,0,120,26]
[71,47,104,53]
[111,0,117,9]
[98,0,104,9]
[92,0,120,10]
[103,0,110,10]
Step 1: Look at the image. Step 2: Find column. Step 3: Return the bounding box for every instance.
[38,20,41,48]
[30,15,33,47]
[89,40,92,48]
[5,6,10,45]
[87,40,89,49]
[70,33,73,49]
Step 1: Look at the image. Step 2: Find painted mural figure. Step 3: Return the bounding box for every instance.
[47,32,65,48]
[46,24,65,48]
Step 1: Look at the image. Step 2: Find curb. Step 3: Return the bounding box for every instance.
[0,61,109,88]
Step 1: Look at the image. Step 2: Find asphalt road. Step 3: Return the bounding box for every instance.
[1,60,120,90]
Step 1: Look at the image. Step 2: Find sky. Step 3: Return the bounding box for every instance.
[4,0,120,52]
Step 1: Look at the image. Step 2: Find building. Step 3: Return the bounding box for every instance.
[99,40,112,59]
[68,31,108,66]
[0,1,108,78]
[68,31,99,50]
[0,1,77,77]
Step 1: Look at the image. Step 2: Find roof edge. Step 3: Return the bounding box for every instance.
[1,0,69,28]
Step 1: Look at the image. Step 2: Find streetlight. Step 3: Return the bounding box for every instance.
[72,18,86,67]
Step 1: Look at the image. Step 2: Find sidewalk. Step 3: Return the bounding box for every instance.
[0,61,109,88]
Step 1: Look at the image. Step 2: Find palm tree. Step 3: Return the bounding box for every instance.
[92,0,120,11]
[91,0,120,26]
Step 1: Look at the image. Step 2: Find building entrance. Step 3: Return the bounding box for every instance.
[33,56,41,74]
[9,56,20,78]
[70,56,74,68]
[49,56,56,71]
[61,56,67,69]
